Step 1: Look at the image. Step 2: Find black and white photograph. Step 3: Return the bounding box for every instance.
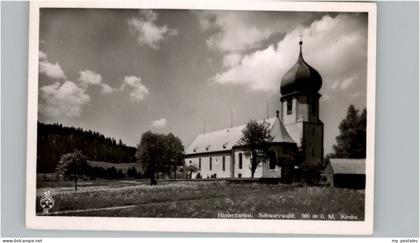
[26,1,376,234]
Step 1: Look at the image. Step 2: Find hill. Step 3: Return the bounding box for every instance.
[37,122,137,173]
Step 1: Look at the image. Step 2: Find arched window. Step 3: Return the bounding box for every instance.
[238,153,243,169]
[209,157,212,171]
[222,156,226,171]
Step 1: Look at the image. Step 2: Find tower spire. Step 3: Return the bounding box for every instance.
[298,32,304,42]
[298,32,304,57]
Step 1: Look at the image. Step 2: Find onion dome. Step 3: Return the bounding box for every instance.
[280,40,322,96]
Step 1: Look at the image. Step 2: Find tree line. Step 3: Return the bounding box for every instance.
[54,130,185,189]
[37,122,137,173]
[54,150,142,190]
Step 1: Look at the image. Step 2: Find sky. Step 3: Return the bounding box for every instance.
[38,9,368,155]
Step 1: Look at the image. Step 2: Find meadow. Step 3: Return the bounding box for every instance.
[36,180,365,220]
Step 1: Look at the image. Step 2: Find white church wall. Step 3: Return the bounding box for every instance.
[185,153,231,179]
[282,97,297,125]
[208,155,231,178]
[261,162,282,178]
[187,147,299,179]
[296,95,309,122]
[284,123,303,146]
[233,150,262,178]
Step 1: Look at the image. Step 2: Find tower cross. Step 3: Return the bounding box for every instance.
[298,32,304,42]
[298,32,304,54]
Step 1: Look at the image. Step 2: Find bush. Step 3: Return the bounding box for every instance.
[84,165,128,180]
[300,160,323,185]
[127,167,141,178]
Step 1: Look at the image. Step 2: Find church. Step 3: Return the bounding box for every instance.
[184,40,324,181]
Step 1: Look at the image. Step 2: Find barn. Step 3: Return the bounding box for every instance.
[324,158,366,189]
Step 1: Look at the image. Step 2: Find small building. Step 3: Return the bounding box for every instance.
[324,158,366,189]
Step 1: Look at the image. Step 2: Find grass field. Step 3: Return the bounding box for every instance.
[36,180,365,220]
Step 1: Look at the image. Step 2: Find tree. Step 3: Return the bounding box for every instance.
[237,120,274,178]
[300,160,324,185]
[117,169,125,179]
[127,167,139,178]
[331,105,367,158]
[55,150,89,191]
[136,131,185,185]
[163,133,185,179]
[105,167,118,179]
[185,164,198,179]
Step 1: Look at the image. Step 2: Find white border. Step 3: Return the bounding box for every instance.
[26,0,377,235]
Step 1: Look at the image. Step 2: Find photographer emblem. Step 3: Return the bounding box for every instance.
[40,191,54,214]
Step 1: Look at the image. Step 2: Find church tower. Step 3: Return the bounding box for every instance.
[279,39,324,164]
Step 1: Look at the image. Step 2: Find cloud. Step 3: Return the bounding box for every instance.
[330,81,339,90]
[320,94,331,102]
[195,11,318,53]
[101,83,114,94]
[38,48,120,124]
[78,69,115,94]
[222,53,243,68]
[39,51,66,80]
[79,70,102,87]
[121,76,149,102]
[339,76,355,90]
[212,44,280,91]
[211,13,368,94]
[128,10,177,49]
[348,91,363,98]
[38,52,89,122]
[39,81,90,122]
[151,118,168,129]
[330,75,357,91]
[78,70,102,87]
[38,58,115,122]
[39,50,47,60]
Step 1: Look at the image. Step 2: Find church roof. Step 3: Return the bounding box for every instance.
[280,41,322,96]
[329,158,366,175]
[185,117,295,155]
[270,117,295,143]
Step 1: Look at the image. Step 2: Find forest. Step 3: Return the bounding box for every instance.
[37,122,136,173]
